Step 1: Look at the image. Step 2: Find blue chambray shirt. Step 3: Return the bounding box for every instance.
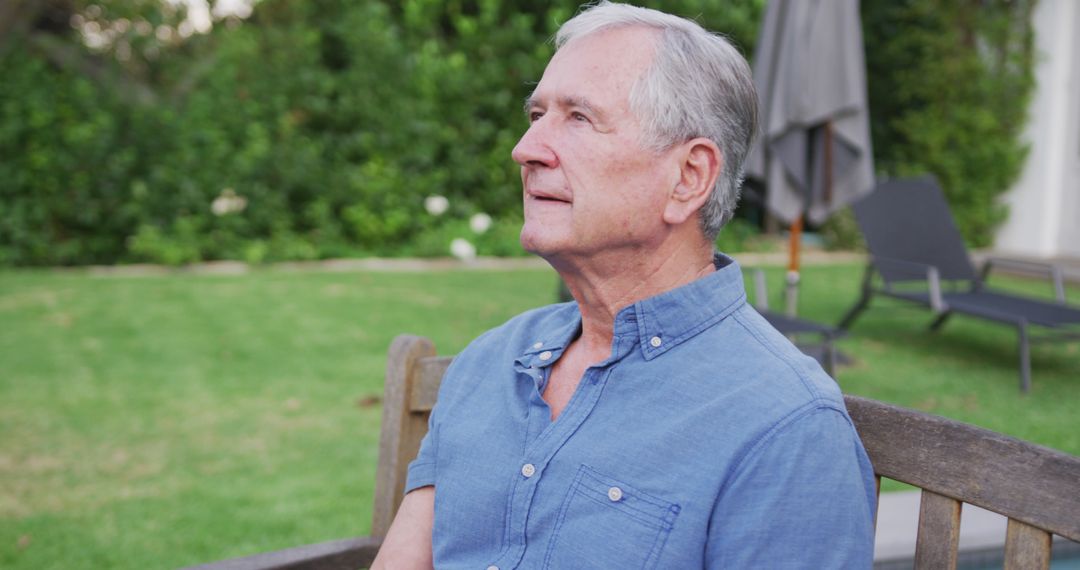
[406,254,876,569]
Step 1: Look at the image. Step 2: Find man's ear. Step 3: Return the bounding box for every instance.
[663,138,722,226]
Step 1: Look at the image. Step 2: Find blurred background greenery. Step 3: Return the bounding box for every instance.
[0,0,1036,266]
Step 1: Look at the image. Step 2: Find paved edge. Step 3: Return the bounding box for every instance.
[47,251,868,278]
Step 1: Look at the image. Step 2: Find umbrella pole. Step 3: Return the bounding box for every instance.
[786,121,834,317]
[785,215,802,317]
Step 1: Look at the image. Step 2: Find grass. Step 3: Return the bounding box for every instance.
[1,261,1077,569]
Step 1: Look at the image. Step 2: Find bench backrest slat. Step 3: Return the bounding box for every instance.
[371,335,437,536]
[410,356,451,412]
[913,491,962,569]
[1004,519,1052,570]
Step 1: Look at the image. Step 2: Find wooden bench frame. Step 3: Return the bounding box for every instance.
[187,334,1080,570]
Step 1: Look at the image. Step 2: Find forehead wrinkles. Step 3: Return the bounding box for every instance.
[531,27,659,126]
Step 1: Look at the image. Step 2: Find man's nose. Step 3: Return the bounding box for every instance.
[511,121,558,168]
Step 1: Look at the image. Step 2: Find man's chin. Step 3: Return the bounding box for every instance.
[520,225,550,253]
[519,232,571,261]
[519,236,550,257]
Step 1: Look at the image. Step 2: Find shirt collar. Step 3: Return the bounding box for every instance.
[615,252,746,360]
[516,311,580,369]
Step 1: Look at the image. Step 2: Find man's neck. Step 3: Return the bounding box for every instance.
[554,238,716,353]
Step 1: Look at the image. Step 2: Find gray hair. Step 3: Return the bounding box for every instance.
[555,1,759,239]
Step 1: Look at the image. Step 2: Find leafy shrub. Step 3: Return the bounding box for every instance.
[0,55,146,265]
[862,0,1037,247]
[820,208,864,252]
[0,0,1035,263]
[2,0,768,265]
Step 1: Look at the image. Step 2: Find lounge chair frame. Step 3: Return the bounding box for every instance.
[838,176,1080,392]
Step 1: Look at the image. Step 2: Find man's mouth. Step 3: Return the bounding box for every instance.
[528,190,571,203]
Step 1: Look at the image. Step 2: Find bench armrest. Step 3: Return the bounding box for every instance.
[181,535,382,570]
[980,256,1067,303]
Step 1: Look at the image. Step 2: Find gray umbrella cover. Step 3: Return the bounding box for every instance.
[745,0,875,225]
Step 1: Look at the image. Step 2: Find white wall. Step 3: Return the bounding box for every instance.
[994,0,1080,259]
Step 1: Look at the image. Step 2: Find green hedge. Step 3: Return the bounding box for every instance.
[860,0,1037,247]
[0,0,1035,265]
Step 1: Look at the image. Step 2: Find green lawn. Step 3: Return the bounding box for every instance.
[1,261,1077,569]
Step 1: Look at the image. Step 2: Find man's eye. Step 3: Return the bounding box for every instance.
[529,111,544,122]
[571,112,589,122]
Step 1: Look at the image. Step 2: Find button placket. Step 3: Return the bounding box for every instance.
[499,365,613,570]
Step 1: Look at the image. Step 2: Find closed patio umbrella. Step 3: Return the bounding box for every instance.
[745,0,875,314]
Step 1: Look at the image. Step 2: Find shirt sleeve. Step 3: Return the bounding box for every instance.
[404,403,440,493]
[404,433,436,493]
[402,334,482,494]
[705,404,877,569]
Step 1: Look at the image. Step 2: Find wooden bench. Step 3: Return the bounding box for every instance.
[187,334,1080,570]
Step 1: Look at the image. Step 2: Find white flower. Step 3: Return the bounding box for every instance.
[449,238,476,260]
[424,195,449,216]
[210,188,247,216]
[469,212,492,234]
[211,196,230,216]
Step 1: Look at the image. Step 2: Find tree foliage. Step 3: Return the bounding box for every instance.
[0,0,1035,264]
[0,0,764,265]
[861,0,1038,247]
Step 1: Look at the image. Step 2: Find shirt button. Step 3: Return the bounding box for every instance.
[539,350,552,361]
[533,341,543,349]
[521,463,536,478]
[487,566,499,570]
[608,486,624,502]
[650,336,662,348]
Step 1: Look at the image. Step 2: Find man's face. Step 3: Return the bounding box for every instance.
[512,27,680,263]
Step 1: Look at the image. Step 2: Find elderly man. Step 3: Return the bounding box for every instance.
[373,3,876,568]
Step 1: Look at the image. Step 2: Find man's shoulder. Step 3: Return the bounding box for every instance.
[684,303,847,421]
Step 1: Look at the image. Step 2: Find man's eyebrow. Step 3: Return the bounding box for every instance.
[523,95,607,121]
[523,96,540,114]
[560,96,605,120]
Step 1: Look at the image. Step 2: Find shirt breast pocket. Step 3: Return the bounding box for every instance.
[543,464,680,570]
